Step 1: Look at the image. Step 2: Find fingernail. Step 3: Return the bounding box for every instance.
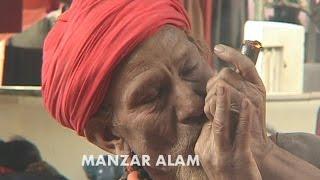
[214,45,225,53]
[217,86,224,96]
[242,99,248,109]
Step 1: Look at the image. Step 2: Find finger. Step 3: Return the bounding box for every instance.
[205,83,217,104]
[206,67,264,108]
[235,98,252,151]
[195,121,212,155]
[204,101,213,120]
[207,80,245,117]
[213,44,263,85]
[216,68,246,92]
[207,68,244,93]
[206,76,216,93]
[208,95,217,118]
[205,82,218,120]
[206,70,222,93]
[213,85,231,151]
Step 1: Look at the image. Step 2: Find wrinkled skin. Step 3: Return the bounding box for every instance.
[196,87,262,180]
[105,25,213,179]
[84,25,264,179]
[83,25,320,180]
[201,44,271,170]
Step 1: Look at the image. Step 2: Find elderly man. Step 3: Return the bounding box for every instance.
[42,0,320,179]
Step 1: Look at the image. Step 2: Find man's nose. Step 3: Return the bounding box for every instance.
[174,81,205,124]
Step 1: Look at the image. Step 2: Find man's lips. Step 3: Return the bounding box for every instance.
[182,113,207,125]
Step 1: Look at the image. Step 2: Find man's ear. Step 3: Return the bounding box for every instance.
[83,109,127,154]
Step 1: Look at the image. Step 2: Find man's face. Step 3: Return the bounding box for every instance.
[107,26,213,178]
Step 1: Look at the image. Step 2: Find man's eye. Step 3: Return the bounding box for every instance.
[181,64,198,80]
[139,88,160,104]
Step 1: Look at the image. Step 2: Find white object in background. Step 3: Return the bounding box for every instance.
[244,21,305,94]
[0,40,5,86]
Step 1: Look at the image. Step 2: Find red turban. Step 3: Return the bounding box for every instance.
[42,0,191,135]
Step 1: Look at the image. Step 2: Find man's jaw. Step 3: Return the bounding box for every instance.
[176,165,208,180]
[144,165,208,180]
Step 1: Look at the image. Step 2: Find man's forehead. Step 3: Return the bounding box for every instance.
[132,25,187,59]
[150,25,186,49]
[121,26,190,76]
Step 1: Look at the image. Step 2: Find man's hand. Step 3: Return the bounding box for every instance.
[195,86,262,180]
[204,44,273,168]
[197,44,320,180]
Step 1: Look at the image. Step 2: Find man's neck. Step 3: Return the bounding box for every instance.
[146,166,208,180]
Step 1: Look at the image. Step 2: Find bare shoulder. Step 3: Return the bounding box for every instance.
[270,132,320,169]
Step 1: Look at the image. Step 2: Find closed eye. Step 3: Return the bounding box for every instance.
[181,62,199,82]
[181,64,197,76]
[138,88,160,104]
[126,70,170,109]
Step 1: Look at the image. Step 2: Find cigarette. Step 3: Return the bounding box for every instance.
[230,40,262,114]
[240,40,262,65]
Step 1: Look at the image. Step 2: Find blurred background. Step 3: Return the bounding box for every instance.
[0,0,320,179]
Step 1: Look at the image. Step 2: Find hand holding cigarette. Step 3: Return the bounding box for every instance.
[199,43,270,172]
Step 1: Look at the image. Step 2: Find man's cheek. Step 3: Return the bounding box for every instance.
[130,111,176,149]
[147,116,177,145]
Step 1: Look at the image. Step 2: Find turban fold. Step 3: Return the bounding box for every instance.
[42,0,191,135]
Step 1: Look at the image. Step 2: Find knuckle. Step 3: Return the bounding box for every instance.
[241,63,255,76]
[209,104,216,116]
[239,117,250,127]
[213,119,225,133]
[206,77,218,91]
[205,94,210,103]
[240,106,250,117]
[239,116,249,125]
[207,74,229,93]
[219,68,233,77]
[216,101,225,111]
[239,108,249,119]
[214,80,226,92]
[204,104,211,116]
[215,80,223,87]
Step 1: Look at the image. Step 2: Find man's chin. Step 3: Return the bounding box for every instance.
[187,120,206,151]
[173,122,204,156]
[176,165,208,180]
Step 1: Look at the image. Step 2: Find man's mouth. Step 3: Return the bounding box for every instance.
[182,113,207,125]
